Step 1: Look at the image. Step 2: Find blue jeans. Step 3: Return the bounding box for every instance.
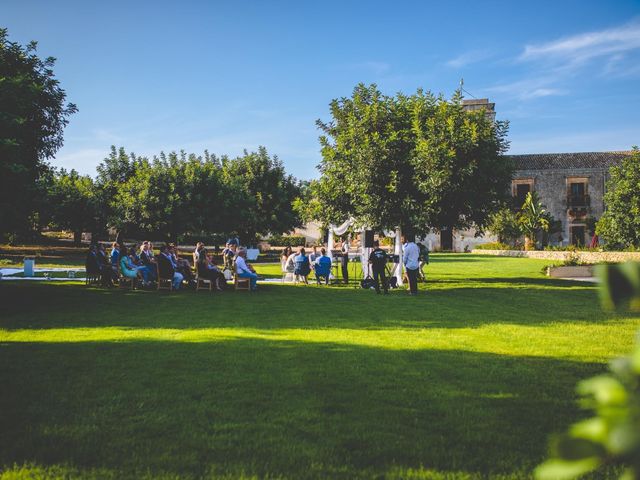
[239,272,258,290]
[138,266,152,283]
[173,272,184,290]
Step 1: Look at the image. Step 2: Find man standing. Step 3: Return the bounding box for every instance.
[368,240,388,294]
[341,237,350,284]
[402,233,420,296]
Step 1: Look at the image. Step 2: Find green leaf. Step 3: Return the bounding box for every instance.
[534,458,600,480]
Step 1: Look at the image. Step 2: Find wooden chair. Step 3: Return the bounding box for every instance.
[85,271,101,287]
[119,273,137,290]
[195,271,213,292]
[232,260,251,292]
[157,264,173,292]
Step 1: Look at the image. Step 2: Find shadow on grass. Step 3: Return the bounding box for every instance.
[0,339,604,479]
[0,279,612,331]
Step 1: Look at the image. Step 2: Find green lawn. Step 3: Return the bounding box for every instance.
[1,254,638,479]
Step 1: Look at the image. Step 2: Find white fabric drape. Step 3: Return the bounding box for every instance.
[394,226,404,286]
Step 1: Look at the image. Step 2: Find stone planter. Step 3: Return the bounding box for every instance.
[547,265,593,278]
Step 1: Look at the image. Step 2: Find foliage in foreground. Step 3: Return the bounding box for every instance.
[536,262,640,480]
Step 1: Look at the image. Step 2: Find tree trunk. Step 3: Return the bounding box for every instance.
[73,230,82,246]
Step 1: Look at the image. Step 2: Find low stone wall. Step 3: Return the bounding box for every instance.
[471,249,640,263]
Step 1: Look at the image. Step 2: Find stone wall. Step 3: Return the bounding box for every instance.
[471,249,640,263]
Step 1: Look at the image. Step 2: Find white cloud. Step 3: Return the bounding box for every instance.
[520,20,640,66]
[446,50,492,69]
[484,77,566,101]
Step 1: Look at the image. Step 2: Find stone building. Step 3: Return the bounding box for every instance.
[509,151,632,246]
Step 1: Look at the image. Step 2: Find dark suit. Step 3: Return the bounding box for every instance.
[157,253,175,278]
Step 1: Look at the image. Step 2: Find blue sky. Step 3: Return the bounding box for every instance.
[3,0,640,180]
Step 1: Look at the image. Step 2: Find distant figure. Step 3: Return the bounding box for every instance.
[294,247,311,284]
[314,248,332,285]
[341,238,350,284]
[402,233,420,296]
[417,242,429,282]
[368,240,388,294]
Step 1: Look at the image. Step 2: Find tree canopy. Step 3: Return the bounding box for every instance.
[0,28,77,239]
[3,140,302,244]
[596,147,640,249]
[314,83,511,236]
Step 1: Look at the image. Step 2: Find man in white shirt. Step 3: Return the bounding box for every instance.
[402,233,420,295]
[235,248,258,291]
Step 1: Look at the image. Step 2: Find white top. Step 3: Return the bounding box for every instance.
[284,253,296,272]
[403,242,420,270]
[235,256,252,275]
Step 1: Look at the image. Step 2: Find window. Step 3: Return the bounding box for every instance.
[567,178,589,207]
[512,179,534,208]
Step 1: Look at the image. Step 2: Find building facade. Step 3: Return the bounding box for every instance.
[509,151,631,246]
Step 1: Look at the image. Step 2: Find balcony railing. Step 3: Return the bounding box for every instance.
[567,194,590,208]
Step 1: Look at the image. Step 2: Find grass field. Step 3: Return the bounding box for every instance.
[1,254,639,479]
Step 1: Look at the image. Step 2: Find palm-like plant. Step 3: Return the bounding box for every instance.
[518,192,550,250]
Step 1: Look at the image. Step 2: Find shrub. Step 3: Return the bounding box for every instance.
[267,235,306,247]
[474,242,520,251]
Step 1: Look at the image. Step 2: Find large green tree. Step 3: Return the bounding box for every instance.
[222,147,302,243]
[596,147,640,249]
[0,28,77,240]
[99,145,301,244]
[47,169,100,245]
[314,84,511,236]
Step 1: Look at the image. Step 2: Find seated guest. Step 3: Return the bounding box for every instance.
[235,248,258,291]
[110,242,121,267]
[139,241,157,281]
[119,246,151,285]
[97,243,117,286]
[294,247,311,284]
[314,248,332,285]
[280,246,292,269]
[158,245,184,290]
[193,242,204,265]
[169,244,193,284]
[308,246,320,268]
[222,243,237,271]
[196,248,225,291]
[85,244,101,276]
[284,250,296,274]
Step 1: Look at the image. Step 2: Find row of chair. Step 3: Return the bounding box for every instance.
[86,262,251,292]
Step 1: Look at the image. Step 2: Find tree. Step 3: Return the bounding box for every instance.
[95,146,138,237]
[487,207,522,246]
[48,169,100,244]
[518,192,550,250]
[314,84,512,236]
[0,28,77,240]
[596,147,640,249]
[222,147,302,243]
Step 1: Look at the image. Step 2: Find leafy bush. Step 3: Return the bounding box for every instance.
[474,242,520,251]
[267,235,306,247]
[536,262,640,480]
